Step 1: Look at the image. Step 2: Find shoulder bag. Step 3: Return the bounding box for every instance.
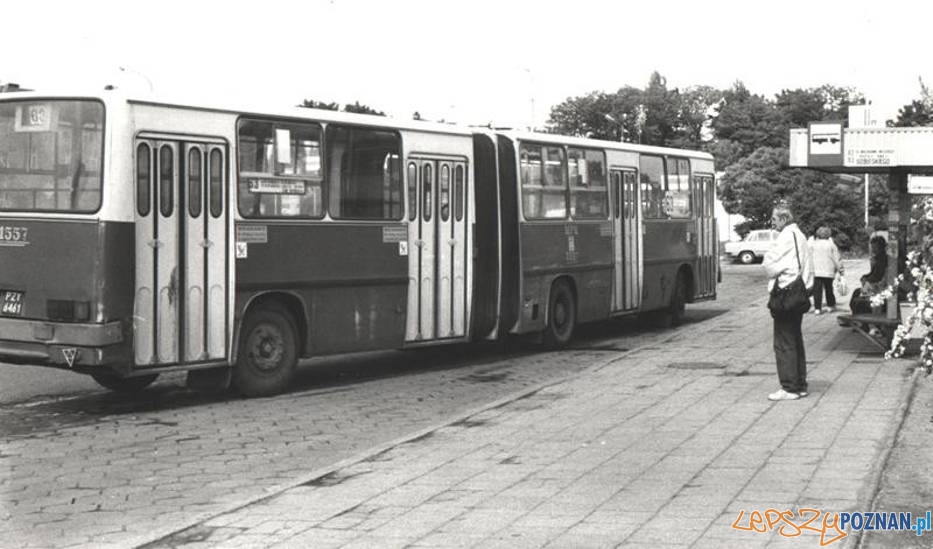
[768,233,811,316]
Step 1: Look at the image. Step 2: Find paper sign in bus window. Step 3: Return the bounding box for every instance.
[247,179,307,195]
[275,128,292,165]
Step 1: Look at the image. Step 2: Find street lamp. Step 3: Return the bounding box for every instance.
[604,113,627,142]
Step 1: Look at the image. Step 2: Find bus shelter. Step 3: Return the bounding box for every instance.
[789,123,933,349]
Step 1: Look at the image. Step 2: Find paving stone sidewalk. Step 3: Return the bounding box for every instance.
[150,284,918,548]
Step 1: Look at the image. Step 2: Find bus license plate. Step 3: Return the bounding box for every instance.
[1,291,24,316]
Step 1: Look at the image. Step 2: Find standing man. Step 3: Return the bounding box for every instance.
[763,203,814,401]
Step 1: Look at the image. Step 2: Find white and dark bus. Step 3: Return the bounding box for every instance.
[0,90,717,396]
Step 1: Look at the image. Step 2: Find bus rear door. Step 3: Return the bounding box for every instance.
[406,157,468,341]
[611,168,642,312]
[134,136,229,366]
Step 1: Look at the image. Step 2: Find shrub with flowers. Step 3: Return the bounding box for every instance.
[873,196,933,373]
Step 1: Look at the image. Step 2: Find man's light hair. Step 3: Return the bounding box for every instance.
[772,204,794,223]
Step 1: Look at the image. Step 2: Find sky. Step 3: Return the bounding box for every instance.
[3,0,931,129]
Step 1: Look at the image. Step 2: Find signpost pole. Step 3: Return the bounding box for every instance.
[865,174,869,229]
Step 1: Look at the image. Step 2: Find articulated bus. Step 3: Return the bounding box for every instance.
[0,91,717,396]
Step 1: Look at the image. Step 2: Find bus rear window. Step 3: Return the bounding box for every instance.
[0,100,104,212]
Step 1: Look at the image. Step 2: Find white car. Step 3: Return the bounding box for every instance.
[724,229,779,264]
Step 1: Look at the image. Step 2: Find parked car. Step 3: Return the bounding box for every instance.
[723,229,779,264]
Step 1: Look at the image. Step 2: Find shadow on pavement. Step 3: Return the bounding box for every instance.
[0,306,731,434]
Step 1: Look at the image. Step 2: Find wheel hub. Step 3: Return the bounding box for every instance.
[554,302,567,327]
[249,325,284,371]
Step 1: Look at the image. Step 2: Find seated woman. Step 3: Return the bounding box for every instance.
[849,235,888,315]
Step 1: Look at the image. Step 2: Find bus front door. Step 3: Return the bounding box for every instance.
[611,169,642,313]
[406,157,468,342]
[134,137,229,366]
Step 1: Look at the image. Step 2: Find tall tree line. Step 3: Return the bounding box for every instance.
[545,72,932,249]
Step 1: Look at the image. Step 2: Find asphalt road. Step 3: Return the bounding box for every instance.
[0,262,769,407]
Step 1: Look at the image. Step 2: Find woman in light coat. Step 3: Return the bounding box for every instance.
[809,226,844,314]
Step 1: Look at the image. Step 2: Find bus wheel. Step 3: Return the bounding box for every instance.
[544,281,576,347]
[233,307,297,397]
[91,373,158,393]
[670,272,688,325]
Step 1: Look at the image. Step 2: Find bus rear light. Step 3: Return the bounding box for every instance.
[73,301,90,321]
[47,300,91,322]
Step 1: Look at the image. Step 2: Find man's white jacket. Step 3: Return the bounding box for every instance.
[763,223,814,291]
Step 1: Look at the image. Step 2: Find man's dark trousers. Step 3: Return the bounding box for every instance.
[773,312,807,393]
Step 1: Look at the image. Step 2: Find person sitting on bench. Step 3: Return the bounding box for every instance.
[848,235,889,337]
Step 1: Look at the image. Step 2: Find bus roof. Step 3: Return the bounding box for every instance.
[497,130,715,161]
[0,88,477,138]
[0,89,713,160]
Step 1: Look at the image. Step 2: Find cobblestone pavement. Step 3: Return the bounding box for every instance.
[5,260,912,549]
[136,262,916,549]
[0,275,750,548]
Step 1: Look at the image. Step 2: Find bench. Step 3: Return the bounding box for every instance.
[836,313,900,352]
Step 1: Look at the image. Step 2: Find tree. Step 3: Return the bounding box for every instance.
[547,90,634,140]
[671,85,724,151]
[343,101,385,116]
[718,147,795,231]
[889,77,933,127]
[709,82,784,167]
[641,72,679,146]
[546,74,722,149]
[718,146,863,246]
[300,99,385,116]
[300,99,340,111]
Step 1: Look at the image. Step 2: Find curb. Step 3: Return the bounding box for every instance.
[851,364,925,549]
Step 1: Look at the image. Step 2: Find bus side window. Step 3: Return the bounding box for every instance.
[209,148,223,218]
[188,148,202,218]
[159,145,174,217]
[136,143,151,216]
[326,125,402,220]
[454,164,464,221]
[440,164,450,221]
[639,155,664,219]
[407,162,418,221]
[237,118,322,219]
[422,163,433,222]
[666,157,691,218]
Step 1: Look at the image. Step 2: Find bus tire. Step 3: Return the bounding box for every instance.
[91,372,158,393]
[544,280,576,347]
[233,307,298,397]
[670,271,688,325]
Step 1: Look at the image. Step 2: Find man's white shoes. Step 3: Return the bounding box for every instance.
[768,389,800,401]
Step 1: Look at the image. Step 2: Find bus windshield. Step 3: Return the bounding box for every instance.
[0,100,104,212]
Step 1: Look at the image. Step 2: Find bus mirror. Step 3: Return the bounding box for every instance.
[275,129,292,165]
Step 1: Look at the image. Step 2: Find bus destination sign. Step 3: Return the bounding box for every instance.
[247,179,306,195]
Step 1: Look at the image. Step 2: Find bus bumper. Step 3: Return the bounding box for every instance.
[0,317,126,369]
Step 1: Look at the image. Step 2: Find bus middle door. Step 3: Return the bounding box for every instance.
[406,157,468,342]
